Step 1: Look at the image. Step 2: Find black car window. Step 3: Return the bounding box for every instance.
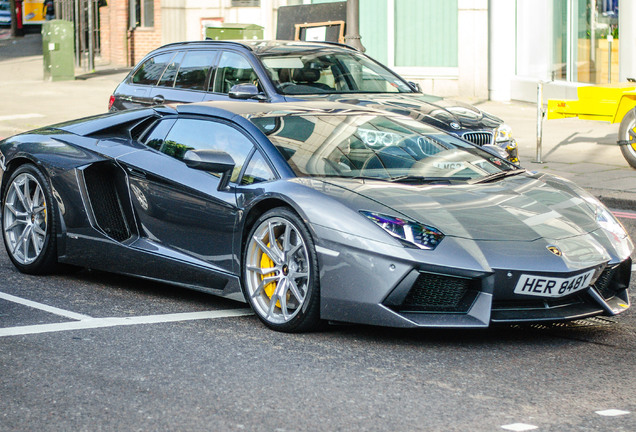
[161,118,254,183]
[142,118,177,150]
[212,51,258,94]
[157,52,184,87]
[240,151,275,185]
[174,50,217,91]
[131,52,175,85]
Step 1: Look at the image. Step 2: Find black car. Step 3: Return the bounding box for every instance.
[109,40,518,162]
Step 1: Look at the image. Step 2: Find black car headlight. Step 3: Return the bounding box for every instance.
[360,211,444,250]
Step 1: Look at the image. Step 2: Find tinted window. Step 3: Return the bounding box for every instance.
[241,151,275,185]
[157,52,184,87]
[161,118,254,183]
[131,52,175,85]
[142,118,177,150]
[213,51,258,94]
[174,51,216,91]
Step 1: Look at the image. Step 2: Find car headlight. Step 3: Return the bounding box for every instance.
[494,123,514,143]
[595,205,628,240]
[360,211,444,250]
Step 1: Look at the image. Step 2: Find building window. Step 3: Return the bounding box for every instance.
[231,0,261,6]
[517,0,619,84]
[359,0,458,76]
[131,0,154,28]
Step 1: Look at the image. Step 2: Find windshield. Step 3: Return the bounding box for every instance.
[0,2,9,11]
[250,114,516,182]
[259,49,414,95]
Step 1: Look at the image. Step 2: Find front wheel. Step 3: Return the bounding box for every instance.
[2,164,59,274]
[243,208,321,333]
[618,107,636,169]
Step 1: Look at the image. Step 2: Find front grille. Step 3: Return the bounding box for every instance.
[593,265,619,299]
[462,132,493,146]
[83,165,131,242]
[401,273,473,312]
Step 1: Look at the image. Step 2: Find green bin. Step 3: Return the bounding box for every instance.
[205,23,264,41]
[42,20,75,81]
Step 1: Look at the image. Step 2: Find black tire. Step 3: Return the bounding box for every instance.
[242,207,321,333]
[2,164,60,274]
[619,107,636,169]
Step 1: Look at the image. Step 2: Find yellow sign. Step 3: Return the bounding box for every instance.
[23,0,45,24]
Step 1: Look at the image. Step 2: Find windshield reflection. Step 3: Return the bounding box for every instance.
[250,114,515,183]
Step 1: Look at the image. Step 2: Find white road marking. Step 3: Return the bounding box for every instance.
[501,424,538,431]
[0,291,92,321]
[632,264,636,272]
[596,409,630,417]
[0,113,45,122]
[0,309,254,337]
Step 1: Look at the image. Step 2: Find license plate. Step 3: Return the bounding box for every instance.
[513,269,596,298]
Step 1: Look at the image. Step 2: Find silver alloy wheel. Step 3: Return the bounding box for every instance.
[3,172,48,265]
[621,116,636,159]
[245,216,310,324]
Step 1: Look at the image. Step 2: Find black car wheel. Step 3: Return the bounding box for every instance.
[243,207,320,332]
[2,164,59,274]
[619,107,636,169]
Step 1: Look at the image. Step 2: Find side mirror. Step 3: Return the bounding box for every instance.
[408,81,422,93]
[184,149,235,190]
[229,84,267,101]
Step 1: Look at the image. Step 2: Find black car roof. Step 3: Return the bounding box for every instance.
[150,39,358,55]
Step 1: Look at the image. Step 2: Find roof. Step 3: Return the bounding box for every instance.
[150,39,357,55]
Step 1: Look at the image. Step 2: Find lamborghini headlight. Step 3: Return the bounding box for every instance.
[595,205,628,240]
[360,211,444,250]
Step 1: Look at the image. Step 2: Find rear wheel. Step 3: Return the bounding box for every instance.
[243,208,320,332]
[619,107,636,169]
[2,164,59,274]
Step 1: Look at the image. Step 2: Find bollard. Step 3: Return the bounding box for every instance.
[534,81,546,163]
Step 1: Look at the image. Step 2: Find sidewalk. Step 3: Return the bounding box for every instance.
[1,33,635,208]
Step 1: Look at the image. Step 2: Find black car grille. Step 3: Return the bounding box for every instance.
[593,266,618,299]
[400,273,475,312]
[83,165,131,242]
[462,132,493,146]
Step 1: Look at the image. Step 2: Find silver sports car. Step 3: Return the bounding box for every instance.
[0,101,632,332]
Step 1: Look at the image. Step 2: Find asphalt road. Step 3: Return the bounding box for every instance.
[1,212,635,432]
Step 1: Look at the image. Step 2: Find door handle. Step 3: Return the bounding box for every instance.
[152,95,165,104]
[126,167,147,179]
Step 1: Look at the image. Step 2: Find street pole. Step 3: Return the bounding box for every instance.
[344,0,365,52]
[87,0,94,71]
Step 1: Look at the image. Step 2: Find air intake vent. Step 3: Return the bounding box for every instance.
[83,164,131,242]
[400,273,476,312]
[593,265,619,299]
[462,132,493,146]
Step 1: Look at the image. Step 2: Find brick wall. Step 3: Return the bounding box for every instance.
[99,0,163,67]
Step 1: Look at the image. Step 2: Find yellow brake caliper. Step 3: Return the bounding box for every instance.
[260,242,281,307]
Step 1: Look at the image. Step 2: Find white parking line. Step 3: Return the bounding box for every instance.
[0,291,92,321]
[0,113,45,122]
[0,309,254,337]
[596,409,630,417]
[501,424,538,431]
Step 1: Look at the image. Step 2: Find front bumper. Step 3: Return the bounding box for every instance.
[314,224,632,328]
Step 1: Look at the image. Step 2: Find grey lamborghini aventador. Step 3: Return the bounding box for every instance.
[0,101,632,332]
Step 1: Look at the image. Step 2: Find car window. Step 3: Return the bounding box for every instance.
[260,50,413,95]
[212,51,259,94]
[161,118,254,183]
[174,50,217,91]
[131,52,175,85]
[240,151,275,185]
[250,113,511,181]
[157,52,184,88]
[142,118,177,150]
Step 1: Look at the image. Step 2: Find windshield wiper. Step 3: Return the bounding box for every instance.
[387,175,471,184]
[470,168,526,184]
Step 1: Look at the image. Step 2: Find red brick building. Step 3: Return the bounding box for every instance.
[99,0,162,67]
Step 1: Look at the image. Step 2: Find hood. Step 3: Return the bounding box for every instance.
[315,173,602,242]
[289,93,502,132]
